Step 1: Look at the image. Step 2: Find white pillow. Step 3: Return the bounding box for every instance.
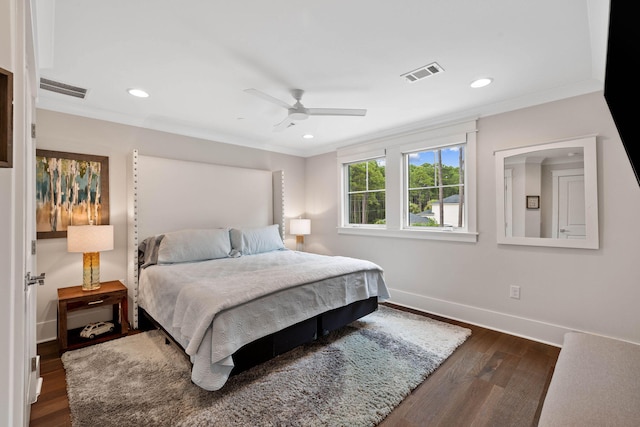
[157,228,231,264]
[230,224,284,255]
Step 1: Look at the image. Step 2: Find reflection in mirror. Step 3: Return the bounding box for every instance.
[495,136,599,249]
[505,146,584,239]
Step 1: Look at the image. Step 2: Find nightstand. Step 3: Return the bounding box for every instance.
[57,280,129,353]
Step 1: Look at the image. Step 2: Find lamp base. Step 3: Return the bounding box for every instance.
[82,252,101,291]
[295,235,305,252]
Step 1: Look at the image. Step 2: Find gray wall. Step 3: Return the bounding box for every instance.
[304,91,640,346]
[35,109,306,342]
[36,90,640,347]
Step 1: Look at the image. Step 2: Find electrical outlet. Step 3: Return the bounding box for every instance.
[509,285,521,299]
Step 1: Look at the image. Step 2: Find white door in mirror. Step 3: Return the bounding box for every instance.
[556,173,586,239]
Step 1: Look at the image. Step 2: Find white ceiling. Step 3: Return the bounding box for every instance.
[34,0,610,157]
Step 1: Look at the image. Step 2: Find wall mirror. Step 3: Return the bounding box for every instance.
[495,136,599,249]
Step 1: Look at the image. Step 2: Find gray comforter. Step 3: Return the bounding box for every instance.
[138,250,389,390]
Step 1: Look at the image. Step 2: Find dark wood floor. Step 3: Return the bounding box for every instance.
[29,304,559,427]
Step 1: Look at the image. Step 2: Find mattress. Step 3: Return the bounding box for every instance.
[138,249,389,390]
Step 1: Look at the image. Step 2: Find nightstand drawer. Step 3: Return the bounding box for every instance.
[66,293,124,311]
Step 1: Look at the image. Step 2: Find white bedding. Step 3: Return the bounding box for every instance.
[138,249,389,390]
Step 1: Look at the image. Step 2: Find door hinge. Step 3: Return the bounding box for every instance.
[31,239,36,255]
[25,272,46,289]
[31,123,36,138]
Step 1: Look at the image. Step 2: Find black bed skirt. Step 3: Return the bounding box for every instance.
[137,296,379,376]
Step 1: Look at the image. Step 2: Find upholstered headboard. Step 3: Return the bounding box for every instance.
[126,150,285,327]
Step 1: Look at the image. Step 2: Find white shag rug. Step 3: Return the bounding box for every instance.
[62,305,471,427]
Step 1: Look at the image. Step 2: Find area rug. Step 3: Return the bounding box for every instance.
[62,305,471,427]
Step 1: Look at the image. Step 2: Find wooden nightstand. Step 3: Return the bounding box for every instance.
[57,280,129,353]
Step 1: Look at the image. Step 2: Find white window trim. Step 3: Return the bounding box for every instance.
[337,120,478,243]
[403,142,467,231]
[339,153,387,228]
[337,226,478,242]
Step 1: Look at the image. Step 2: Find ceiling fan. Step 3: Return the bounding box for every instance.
[244,88,367,131]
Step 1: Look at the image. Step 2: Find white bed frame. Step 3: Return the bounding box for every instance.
[126,150,285,328]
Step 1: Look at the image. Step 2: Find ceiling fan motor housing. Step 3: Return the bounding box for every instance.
[288,108,308,120]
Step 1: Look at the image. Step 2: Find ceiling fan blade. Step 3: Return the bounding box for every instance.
[244,88,293,110]
[306,108,367,117]
[273,116,296,132]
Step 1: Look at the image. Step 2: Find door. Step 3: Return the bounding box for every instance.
[504,168,513,237]
[25,88,41,409]
[553,169,585,239]
[24,0,42,414]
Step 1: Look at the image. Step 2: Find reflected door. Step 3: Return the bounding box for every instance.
[504,169,513,237]
[554,170,585,239]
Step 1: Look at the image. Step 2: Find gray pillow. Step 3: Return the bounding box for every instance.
[230,224,284,255]
[157,228,231,264]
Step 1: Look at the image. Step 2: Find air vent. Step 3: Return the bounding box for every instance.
[40,78,88,99]
[401,62,444,83]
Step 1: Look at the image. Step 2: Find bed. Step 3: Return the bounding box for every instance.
[127,151,389,390]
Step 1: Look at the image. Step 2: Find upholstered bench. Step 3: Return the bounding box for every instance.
[538,332,640,426]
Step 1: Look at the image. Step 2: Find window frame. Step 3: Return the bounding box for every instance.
[343,157,387,227]
[403,142,467,231]
[337,120,478,243]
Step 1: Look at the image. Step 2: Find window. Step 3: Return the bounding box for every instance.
[337,120,477,242]
[406,145,465,229]
[345,158,386,225]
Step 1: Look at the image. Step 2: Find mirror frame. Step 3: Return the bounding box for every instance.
[495,136,599,249]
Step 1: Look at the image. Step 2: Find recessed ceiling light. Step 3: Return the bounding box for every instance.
[470,78,493,88]
[127,88,149,98]
[302,134,314,139]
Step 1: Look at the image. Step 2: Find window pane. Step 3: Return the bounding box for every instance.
[407,145,465,228]
[408,151,435,167]
[348,163,367,192]
[346,158,386,225]
[367,159,386,191]
[408,188,440,227]
[432,186,464,227]
[349,191,386,224]
[441,147,462,169]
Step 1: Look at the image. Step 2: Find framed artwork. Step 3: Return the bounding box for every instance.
[36,150,110,239]
[526,195,540,210]
[0,67,12,168]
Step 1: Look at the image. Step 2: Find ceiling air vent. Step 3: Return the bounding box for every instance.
[401,62,444,83]
[40,78,88,99]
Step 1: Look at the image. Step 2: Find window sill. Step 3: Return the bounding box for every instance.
[337,226,478,242]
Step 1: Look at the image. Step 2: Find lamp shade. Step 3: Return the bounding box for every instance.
[289,218,311,236]
[67,225,114,253]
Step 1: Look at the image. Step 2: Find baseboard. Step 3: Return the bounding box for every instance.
[386,288,569,347]
[37,319,57,344]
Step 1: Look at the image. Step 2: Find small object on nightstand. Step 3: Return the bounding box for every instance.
[57,280,129,353]
[80,321,115,339]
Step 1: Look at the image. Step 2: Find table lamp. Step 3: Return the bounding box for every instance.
[67,225,114,291]
[289,218,311,251]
